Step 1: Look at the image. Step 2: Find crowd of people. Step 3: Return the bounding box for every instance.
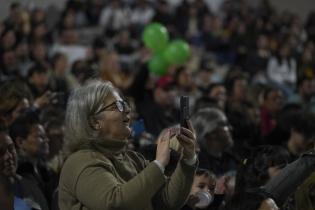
[1,0,315,209]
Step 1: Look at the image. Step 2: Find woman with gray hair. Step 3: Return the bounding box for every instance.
[58,80,197,210]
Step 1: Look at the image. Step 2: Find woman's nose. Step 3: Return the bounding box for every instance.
[124,104,131,113]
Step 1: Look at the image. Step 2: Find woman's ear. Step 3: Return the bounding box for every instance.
[89,116,101,130]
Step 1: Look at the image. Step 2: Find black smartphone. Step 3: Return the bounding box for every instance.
[180,96,190,129]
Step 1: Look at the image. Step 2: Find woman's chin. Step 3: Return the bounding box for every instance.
[124,126,132,139]
[116,126,132,140]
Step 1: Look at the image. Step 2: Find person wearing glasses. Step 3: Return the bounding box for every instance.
[58,80,198,210]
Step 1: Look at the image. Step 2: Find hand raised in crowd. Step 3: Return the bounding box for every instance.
[177,120,197,161]
[34,91,53,108]
[155,129,171,167]
[215,175,230,195]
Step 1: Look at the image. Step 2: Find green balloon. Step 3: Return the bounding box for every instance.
[163,40,191,65]
[148,54,168,75]
[142,23,169,53]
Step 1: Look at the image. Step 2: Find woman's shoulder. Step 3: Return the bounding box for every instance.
[125,150,149,170]
[61,150,114,177]
[59,150,115,189]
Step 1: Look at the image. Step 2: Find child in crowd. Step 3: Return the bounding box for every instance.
[182,168,226,210]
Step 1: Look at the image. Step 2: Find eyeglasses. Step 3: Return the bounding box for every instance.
[95,100,130,114]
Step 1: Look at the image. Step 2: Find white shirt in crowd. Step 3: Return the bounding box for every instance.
[267,57,297,86]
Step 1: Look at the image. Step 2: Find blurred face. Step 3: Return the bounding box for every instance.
[1,31,16,50]
[178,70,193,90]
[63,12,75,28]
[215,125,233,149]
[197,70,212,87]
[20,124,49,158]
[33,24,47,38]
[288,130,313,156]
[119,30,130,45]
[232,79,247,101]
[264,90,284,114]
[0,133,17,178]
[209,85,227,108]
[155,88,176,107]
[96,90,132,140]
[248,106,260,125]
[280,45,290,58]
[2,51,16,67]
[55,55,68,73]
[31,72,49,88]
[257,35,268,50]
[32,43,46,60]
[258,198,279,210]
[33,10,45,23]
[15,42,29,58]
[300,79,314,98]
[191,174,216,197]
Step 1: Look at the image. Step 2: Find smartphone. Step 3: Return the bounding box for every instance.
[180,96,190,129]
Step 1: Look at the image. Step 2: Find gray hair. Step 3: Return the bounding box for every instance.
[191,107,228,148]
[64,80,114,154]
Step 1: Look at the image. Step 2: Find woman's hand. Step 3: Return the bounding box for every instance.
[34,91,53,108]
[177,120,196,161]
[155,129,171,167]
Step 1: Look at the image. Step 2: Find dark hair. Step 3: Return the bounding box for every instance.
[9,109,40,141]
[51,53,65,69]
[10,2,20,10]
[194,97,220,113]
[207,83,224,94]
[27,64,48,78]
[196,168,215,178]
[291,111,315,141]
[225,74,247,96]
[235,146,289,193]
[174,66,186,84]
[92,37,106,49]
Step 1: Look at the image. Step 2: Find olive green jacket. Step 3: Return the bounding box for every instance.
[295,172,315,210]
[58,149,196,210]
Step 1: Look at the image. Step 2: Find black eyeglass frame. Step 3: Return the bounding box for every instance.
[95,100,130,114]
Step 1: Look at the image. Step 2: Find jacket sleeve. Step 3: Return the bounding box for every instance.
[75,161,166,210]
[264,151,315,206]
[152,160,197,210]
